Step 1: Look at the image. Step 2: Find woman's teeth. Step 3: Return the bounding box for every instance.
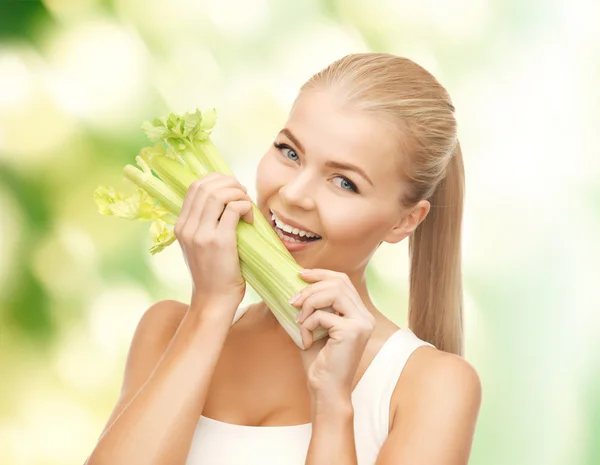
[270,211,321,242]
[274,228,309,243]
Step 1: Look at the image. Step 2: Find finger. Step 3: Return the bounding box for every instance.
[299,268,349,283]
[293,286,337,350]
[289,280,335,308]
[300,310,341,349]
[209,174,248,193]
[297,288,354,324]
[181,184,246,239]
[195,188,251,236]
[178,180,210,241]
[298,269,366,315]
[176,173,223,233]
[221,193,254,223]
[216,200,254,242]
[175,178,204,235]
[192,174,251,225]
[238,201,255,224]
[187,174,247,207]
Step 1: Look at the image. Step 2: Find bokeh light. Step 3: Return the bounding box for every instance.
[44,19,153,133]
[0,46,75,167]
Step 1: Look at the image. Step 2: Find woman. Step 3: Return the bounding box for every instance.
[85,53,481,465]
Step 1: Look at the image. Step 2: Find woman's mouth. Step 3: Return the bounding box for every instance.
[269,210,322,251]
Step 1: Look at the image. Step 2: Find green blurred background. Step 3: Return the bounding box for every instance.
[1,0,599,464]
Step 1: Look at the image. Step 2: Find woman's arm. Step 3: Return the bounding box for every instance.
[85,296,237,465]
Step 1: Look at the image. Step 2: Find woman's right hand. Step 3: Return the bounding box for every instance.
[174,173,254,314]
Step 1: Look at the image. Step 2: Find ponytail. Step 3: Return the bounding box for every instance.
[408,141,465,356]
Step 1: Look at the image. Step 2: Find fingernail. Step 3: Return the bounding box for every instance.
[289,293,300,304]
[296,312,302,323]
[299,269,310,274]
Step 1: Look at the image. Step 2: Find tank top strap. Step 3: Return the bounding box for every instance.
[352,328,435,444]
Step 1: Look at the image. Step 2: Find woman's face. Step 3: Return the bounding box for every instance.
[255,89,413,274]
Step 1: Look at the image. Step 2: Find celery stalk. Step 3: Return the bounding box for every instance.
[237,225,329,346]
[123,165,183,215]
[95,108,334,349]
[192,139,233,175]
[182,151,210,178]
[146,155,198,198]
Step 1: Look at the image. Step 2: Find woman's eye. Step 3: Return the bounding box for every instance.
[332,176,358,193]
[273,142,299,162]
[284,147,299,161]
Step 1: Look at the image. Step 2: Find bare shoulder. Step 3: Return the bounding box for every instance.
[132,299,189,345]
[96,299,188,438]
[377,346,482,463]
[378,346,481,463]
[122,299,190,385]
[393,345,482,428]
[402,346,481,395]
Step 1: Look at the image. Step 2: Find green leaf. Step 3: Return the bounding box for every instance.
[183,109,203,139]
[149,218,177,254]
[141,120,167,142]
[167,113,178,131]
[94,186,171,221]
[200,108,217,133]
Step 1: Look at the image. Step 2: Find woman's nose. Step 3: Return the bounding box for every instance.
[278,172,317,211]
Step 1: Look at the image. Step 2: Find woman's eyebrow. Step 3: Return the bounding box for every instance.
[325,160,374,186]
[279,128,374,187]
[280,128,305,153]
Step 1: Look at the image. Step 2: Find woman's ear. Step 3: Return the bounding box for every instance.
[383,200,430,244]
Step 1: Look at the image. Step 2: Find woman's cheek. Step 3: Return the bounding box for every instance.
[256,155,280,192]
[323,212,359,239]
[327,212,381,242]
[259,161,297,196]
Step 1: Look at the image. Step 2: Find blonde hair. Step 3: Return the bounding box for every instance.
[301,53,465,356]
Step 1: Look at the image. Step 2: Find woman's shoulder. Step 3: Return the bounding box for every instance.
[402,345,480,390]
[127,299,190,353]
[139,299,189,331]
[392,343,481,426]
[96,299,191,439]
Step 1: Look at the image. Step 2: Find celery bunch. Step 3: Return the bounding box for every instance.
[94,109,329,349]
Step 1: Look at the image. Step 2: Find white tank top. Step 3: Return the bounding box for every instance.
[185,305,434,465]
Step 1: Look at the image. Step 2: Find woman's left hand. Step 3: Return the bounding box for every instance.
[290,268,376,398]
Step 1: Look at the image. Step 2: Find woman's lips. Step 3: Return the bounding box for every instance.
[269,214,322,252]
